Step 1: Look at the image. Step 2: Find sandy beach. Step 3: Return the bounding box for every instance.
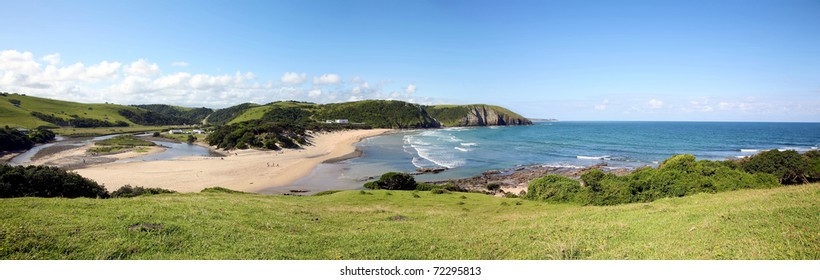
[74,129,392,193]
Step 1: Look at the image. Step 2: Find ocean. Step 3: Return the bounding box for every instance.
[277,121,820,193]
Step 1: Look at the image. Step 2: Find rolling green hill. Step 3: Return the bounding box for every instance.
[132,104,213,125]
[0,93,143,129]
[223,100,532,128]
[0,183,817,259]
[1,93,531,131]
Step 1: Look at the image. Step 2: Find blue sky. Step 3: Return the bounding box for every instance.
[1,0,819,121]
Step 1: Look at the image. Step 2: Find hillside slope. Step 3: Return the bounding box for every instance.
[0,184,817,259]
[224,100,531,128]
[0,94,143,128]
[428,104,532,126]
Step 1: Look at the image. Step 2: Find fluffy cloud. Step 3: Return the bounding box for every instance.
[594,99,610,110]
[125,59,160,77]
[281,72,306,84]
[648,99,664,109]
[313,73,341,85]
[41,53,61,65]
[405,84,417,94]
[0,49,434,107]
[171,61,189,67]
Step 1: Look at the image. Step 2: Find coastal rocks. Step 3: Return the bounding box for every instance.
[462,105,532,126]
[428,163,635,197]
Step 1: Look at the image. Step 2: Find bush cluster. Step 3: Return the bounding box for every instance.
[364,172,417,190]
[0,127,56,153]
[111,185,176,198]
[31,112,128,128]
[0,164,110,198]
[206,120,310,150]
[527,154,780,206]
[0,164,177,199]
[738,149,816,184]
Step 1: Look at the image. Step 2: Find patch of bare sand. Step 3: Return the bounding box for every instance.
[74,129,392,192]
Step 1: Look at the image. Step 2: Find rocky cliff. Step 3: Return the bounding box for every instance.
[427,104,532,127]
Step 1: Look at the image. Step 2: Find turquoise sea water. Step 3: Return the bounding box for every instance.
[277,121,820,193]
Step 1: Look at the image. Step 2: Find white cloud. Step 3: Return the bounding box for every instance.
[313,73,341,85]
[125,59,159,77]
[594,99,610,110]
[0,50,41,74]
[648,99,664,109]
[41,53,61,65]
[281,72,306,84]
[405,84,417,94]
[171,61,189,67]
[0,49,434,107]
[85,61,121,80]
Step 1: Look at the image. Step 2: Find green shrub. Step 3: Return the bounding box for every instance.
[0,164,109,198]
[527,174,584,203]
[111,185,176,198]
[313,190,341,196]
[363,181,379,190]
[740,150,809,184]
[363,172,417,190]
[201,187,246,193]
[526,154,785,206]
[431,189,448,194]
[485,183,501,191]
[414,182,440,191]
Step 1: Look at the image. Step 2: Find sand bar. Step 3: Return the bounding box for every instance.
[74,129,392,193]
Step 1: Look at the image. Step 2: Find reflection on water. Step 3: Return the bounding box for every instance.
[9,134,216,165]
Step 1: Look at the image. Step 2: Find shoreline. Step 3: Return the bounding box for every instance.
[73,129,393,193]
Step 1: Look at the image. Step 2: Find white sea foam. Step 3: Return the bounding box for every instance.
[740,149,759,153]
[576,155,611,160]
[454,147,470,152]
[544,164,584,169]
[461,142,478,147]
[409,143,465,169]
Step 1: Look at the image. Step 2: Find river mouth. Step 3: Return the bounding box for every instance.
[8,134,218,167]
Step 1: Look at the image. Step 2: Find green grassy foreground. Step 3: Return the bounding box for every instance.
[1,184,818,260]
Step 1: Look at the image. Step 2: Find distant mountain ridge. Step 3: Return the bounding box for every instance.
[214,100,532,128]
[1,93,531,129]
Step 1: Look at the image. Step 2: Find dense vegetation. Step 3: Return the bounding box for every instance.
[1,184,817,259]
[111,185,176,198]
[313,100,440,128]
[0,164,109,198]
[739,149,816,184]
[0,126,55,152]
[205,120,310,150]
[364,172,417,190]
[132,104,213,125]
[527,150,819,206]
[31,111,129,128]
[117,109,192,126]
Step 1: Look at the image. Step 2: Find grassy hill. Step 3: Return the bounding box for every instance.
[2,93,531,130]
[1,183,817,259]
[220,100,532,128]
[0,93,143,129]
